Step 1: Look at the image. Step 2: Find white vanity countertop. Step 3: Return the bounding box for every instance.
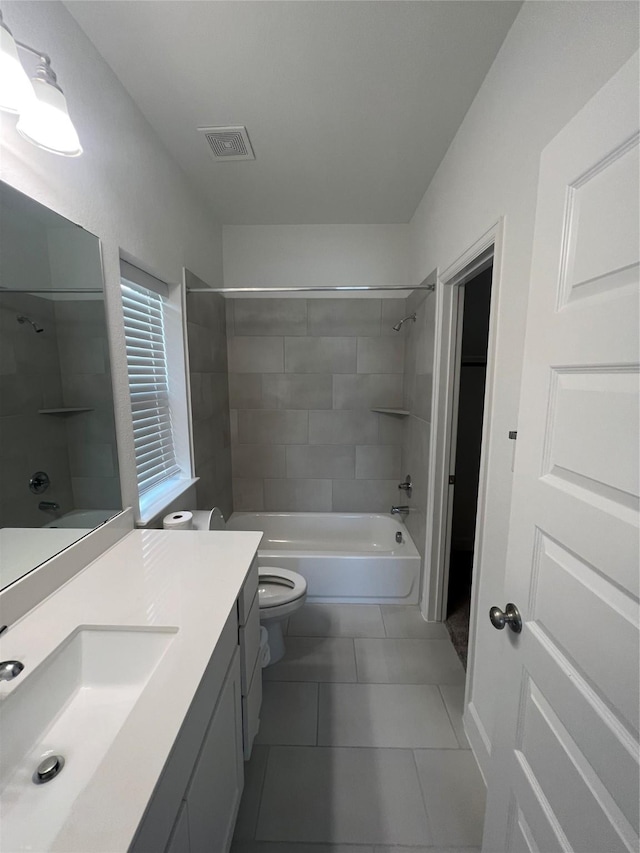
[0,529,262,853]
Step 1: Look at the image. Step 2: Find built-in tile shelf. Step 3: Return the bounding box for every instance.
[38,407,94,415]
[370,407,410,416]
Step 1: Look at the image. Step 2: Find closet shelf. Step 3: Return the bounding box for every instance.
[38,407,94,415]
[370,407,410,416]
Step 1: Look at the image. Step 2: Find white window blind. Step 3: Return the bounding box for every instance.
[121,275,180,497]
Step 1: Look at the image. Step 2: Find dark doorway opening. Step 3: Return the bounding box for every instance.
[445,264,492,668]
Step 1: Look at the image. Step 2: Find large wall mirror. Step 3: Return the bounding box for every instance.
[0,183,122,591]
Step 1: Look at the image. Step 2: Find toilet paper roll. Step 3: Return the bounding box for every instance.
[163,511,193,531]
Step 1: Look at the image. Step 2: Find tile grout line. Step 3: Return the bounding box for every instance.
[315,680,320,746]
[437,684,463,751]
[353,636,360,683]
[251,744,271,842]
[411,746,435,848]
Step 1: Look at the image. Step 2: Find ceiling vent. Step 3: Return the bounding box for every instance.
[198,126,255,161]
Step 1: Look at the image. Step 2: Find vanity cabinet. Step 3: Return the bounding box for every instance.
[165,802,190,853]
[183,650,243,852]
[131,559,261,853]
[238,556,262,760]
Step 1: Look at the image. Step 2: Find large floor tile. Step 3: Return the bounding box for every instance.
[318,683,458,748]
[263,637,357,682]
[233,843,373,853]
[381,605,449,639]
[374,847,480,853]
[256,682,318,746]
[256,746,432,846]
[414,750,486,847]
[439,684,470,748]
[233,745,270,841]
[288,604,386,638]
[355,638,465,684]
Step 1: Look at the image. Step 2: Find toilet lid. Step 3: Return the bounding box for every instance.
[259,568,307,608]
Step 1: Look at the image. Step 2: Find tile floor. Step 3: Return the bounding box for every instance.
[232,603,485,853]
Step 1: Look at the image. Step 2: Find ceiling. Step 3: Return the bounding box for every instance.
[65,1,521,225]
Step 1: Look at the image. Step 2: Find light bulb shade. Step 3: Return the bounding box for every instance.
[0,22,34,113]
[16,78,82,156]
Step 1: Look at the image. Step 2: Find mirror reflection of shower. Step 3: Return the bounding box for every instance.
[16,314,44,334]
[392,312,416,331]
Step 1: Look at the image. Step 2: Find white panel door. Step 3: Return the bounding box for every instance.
[482,54,639,853]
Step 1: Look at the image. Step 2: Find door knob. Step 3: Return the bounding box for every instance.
[489,603,522,634]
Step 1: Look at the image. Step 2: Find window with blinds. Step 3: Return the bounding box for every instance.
[121,273,180,498]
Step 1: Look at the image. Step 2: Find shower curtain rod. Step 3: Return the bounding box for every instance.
[186,284,436,294]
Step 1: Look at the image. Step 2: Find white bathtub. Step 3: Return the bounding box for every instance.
[226,512,421,604]
[43,509,118,529]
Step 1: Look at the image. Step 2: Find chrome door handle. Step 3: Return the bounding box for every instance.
[489,603,522,634]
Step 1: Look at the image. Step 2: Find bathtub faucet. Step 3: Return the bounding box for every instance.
[38,500,60,513]
[391,505,409,517]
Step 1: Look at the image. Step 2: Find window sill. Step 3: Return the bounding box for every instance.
[137,477,199,527]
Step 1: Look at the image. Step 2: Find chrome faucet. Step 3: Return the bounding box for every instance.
[391,505,410,517]
[0,661,24,682]
[38,500,60,512]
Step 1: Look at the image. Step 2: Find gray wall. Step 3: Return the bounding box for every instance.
[186,275,233,519]
[400,289,436,565]
[227,298,408,512]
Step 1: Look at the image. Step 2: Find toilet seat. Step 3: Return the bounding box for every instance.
[258,568,307,609]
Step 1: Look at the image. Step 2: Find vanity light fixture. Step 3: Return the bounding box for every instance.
[0,10,82,156]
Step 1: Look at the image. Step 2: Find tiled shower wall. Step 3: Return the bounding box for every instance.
[186,272,233,519]
[55,299,120,510]
[0,293,119,526]
[227,298,409,512]
[400,289,437,563]
[0,292,72,526]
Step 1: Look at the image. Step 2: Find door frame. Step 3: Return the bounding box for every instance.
[421,219,505,692]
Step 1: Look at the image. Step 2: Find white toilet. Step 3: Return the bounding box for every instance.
[188,509,307,665]
[258,568,307,665]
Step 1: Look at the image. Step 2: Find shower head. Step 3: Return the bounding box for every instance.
[392,312,416,332]
[17,315,44,333]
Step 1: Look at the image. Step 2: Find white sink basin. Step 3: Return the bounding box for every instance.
[0,625,177,852]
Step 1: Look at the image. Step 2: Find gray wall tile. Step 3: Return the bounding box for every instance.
[233,478,264,511]
[68,442,116,478]
[308,299,381,337]
[238,410,308,445]
[332,479,399,512]
[264,478,332,511]
[378,413,406,444]
[227,296,421,513]
[333,374,404,410]
[228,336,284,373]
[412,372,433,422]
[232,444,286,479]
[186,284,233,516]
[228,373,264,409]
[285,337,356,374]
[58,336,107,375]
[287,445,355,480]
[309,410,379,445]
[263,373,332,410]
[357,337,405,374]
[355,445,402,479]
[381,298,410,336]
[234,298,307,336]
